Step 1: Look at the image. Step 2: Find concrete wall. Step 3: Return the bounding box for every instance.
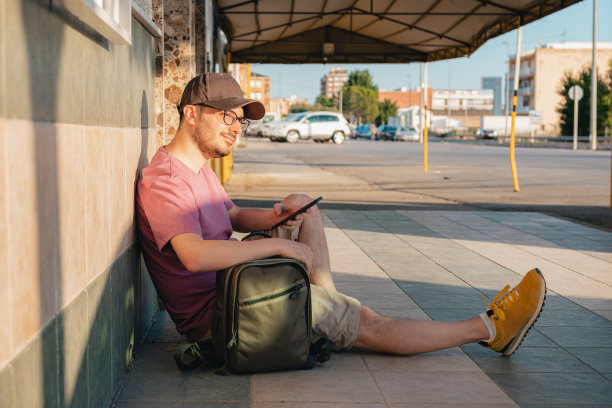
[0,0,160,406]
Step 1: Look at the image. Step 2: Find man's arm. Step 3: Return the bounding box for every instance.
[170,233,314,273]
[228,194,314,233]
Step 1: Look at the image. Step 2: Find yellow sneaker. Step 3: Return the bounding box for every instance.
[480,268,546,356]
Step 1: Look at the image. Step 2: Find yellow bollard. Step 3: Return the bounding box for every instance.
[509,25,522,192]
[424,108,428,173]
[509,93,520,192]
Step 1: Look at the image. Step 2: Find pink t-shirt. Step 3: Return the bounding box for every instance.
[136,147,234,341]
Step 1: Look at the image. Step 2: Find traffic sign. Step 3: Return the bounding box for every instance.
[569,85,583,101]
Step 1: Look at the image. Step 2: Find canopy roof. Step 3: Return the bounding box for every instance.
[219,0,581,64]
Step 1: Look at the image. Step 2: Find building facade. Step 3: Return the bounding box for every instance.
[482,77,503,115]
[228,64,271,111]
[320,67,349,98]
[378,87,433,109]
[507,42,612,134]
[270,96,310,116]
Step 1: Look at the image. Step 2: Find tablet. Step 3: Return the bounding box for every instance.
[271,196,322,229]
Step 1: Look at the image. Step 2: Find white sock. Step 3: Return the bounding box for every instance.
[479,312,496,342]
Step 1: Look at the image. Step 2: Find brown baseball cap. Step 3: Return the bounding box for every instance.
[178,73,265,120]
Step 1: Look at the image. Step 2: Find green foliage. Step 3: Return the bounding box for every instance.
[347,69,378,91]
[315,94,336,109]
[342,85,379,123]
[290,102,312,113]
[376,99,399,125]
[557,61,612,136]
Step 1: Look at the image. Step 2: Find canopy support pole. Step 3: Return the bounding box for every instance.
[510,26,522,192]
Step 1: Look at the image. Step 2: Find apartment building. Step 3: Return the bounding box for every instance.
[507,42,612,134]
[321,67,349,98]
[378,87,433,109]
[228,64,271,111]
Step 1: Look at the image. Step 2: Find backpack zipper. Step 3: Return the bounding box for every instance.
[239,283,304,307]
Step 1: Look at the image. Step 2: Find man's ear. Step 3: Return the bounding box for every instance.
[181,105,199,125]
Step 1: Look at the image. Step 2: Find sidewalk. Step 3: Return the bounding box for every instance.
[113,147,612,407]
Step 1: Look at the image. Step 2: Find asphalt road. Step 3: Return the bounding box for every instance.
[227,137,612,231]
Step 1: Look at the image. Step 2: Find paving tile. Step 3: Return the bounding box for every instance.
[537,326,612,348]
[389,404,517,408]
[362,347,481,373]
[131,342,181,372]
[117,402,249,408]
[539,293,587,311]
[566,347,612,374]
[117,366,251,402]
[462,346,592,374]
[535,306,612,327]
[488,372,612,406]
[252,368,383,403]
[372,371,515,404]
[254,403,385,408]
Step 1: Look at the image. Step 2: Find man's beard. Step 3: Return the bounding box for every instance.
[192,121,232,158]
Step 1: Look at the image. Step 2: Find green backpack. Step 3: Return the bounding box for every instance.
[174,257,330,374]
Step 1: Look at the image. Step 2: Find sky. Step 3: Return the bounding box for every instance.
[249,0,612,103]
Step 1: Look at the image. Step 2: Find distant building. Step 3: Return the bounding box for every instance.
[270,95,309,116]
[378,86,433,109]
[481,77,502,115]
[431,89,494,129]
[507,42,612,134]
[321,67,349,98]
[249,73,271,111]
[228,64,271,111]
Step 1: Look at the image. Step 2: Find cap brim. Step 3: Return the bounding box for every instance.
[206,97,265,120]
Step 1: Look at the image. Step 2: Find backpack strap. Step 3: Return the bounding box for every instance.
[305,338,332,368]
[174,339,218,371]
[241,231,273,241]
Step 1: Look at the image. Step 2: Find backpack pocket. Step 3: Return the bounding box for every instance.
[230,279,310,372]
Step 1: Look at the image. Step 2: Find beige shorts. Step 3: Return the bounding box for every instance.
[259,226,362,350]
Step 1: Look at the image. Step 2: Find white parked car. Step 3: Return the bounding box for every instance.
[246,112,280,137]
[261,111,350,144]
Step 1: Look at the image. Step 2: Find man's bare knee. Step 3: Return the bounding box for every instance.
[354,306,385,349]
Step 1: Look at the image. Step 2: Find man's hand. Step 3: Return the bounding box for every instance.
[277,239,314,273]
[272,194,314,229]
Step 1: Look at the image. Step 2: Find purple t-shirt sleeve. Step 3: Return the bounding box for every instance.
[144,176,202,251]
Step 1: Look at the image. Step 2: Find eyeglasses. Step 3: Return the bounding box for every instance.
[220,109,250,132]
[190,104,250,132]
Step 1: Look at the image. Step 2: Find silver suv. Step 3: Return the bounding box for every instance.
[261,111,350,144]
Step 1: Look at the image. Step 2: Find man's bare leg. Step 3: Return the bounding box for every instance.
[354,306,490,355]
[298,205,337,291]
[279,194,336,291]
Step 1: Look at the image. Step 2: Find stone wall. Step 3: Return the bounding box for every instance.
[153,0,201,147]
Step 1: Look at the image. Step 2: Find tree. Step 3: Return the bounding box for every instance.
[346,69,378,91]
[376,99,398,125]
[290,102,313,113]
[557,62,611,136]
[342,85,379,124]
[315,94,336,109]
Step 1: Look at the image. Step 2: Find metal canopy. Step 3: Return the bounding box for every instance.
[219,0,581,64]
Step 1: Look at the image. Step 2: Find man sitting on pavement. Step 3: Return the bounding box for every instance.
[136,72,546,359]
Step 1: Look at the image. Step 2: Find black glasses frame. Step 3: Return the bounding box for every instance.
[193,104,249,131]
[221,110,250,132]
